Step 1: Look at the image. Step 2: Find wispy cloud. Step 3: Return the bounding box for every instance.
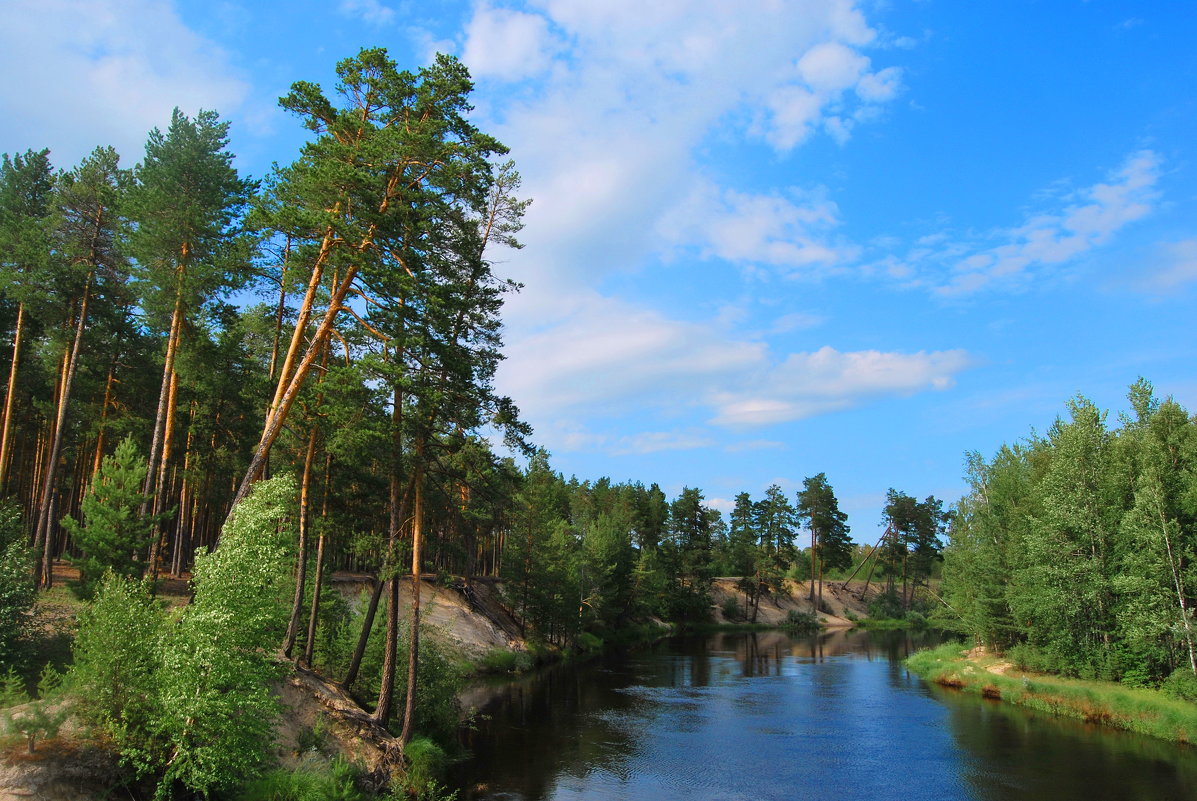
[338,0,395,26]
[0,0,249,167]
[709,346,974,426]
[879,151,1162,295]
[1141,239,1197,292]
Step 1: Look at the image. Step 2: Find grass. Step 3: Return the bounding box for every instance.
[906,643,1197,744]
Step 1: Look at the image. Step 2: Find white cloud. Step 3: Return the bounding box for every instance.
[458,1,941,450]
[709,346,974,426]
[798,42,869,93]
[658,181,852,276]
[462,3,559,81]
[499,289,764,421]
[611,431,715,456]
[338,0,395,26]
[1142,239,1197,291]
[456,0,905,295]
[881,151,1163,295]
[497,285,975,439]
[0,0,248,168]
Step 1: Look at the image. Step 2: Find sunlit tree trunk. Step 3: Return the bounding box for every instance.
[284,425,318,658]
[398,474,424,746]
[34,277,92,586]
[0,301,25,492]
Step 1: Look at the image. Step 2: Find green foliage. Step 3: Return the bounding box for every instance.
[720,596,744,622]
[868,588,906,620]
[234,756,366,801]
[575,632,603,653]
[68,574,163,751]
[68,475,297,798]
[0,503,33,668]
[797,472,853,573]
[1161,667,1197,702]
[62,436,158,599]
[907,643,1197,744]
[943,381,1197,688]
[475,648,533,674]
[783,610,820,633]
[0,668,26,707]
[402,737,448,792]
[0,664,68,754]
[152,474,296,797]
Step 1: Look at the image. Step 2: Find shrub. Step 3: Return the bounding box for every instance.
[867,588,904,620]
[784,610,820,632]
[0,503,33,668]
[402,737,448,790]
[1161,667,1197,702]
[720,597,743,622]
[235,756,366,801]
[905,611,928,629]
[68,475,298,799]
[575,632,603,653]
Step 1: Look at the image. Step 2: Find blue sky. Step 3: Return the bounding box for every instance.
[2,1,1195,544]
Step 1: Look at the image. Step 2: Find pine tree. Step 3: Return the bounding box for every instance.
[61,436,157,598]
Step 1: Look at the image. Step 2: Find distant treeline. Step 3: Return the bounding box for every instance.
[943,379,1197,686]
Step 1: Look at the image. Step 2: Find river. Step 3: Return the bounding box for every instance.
[446,629,1197,801]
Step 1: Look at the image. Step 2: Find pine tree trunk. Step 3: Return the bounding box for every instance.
[233,264,358,508]
[343,577,385,691]
[144,289,184,505]
[0,301,25,492]
[34,279,92,587]
[91,361,116,479]
[284,425,318,658]
[303,451,333,667]
[148,367,179,581]
[399,477,424,746]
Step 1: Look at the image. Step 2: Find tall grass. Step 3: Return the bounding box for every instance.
[906,644,1197,744]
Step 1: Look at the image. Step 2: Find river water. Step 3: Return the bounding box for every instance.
[446,629,1197,801]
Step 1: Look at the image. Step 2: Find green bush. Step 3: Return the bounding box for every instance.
[68,475,298,799]
[0,502,33,669]
[575,632,603,653]
[1161,667,1197,702]
[784,610,820,632]
[403,737,448,790]
[477,648,532,674]
[720,597,743,622]
[867,588,904,620]
[235,756,366,801]
[904,611,928,629]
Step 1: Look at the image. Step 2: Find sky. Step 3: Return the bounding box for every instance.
[2,0,1195,544]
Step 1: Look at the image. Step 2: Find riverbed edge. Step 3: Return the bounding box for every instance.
[905,642,1197,745]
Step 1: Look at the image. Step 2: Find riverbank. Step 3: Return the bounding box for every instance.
[906,642,1197,744]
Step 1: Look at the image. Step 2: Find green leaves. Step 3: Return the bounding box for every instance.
[944,382,1197,682]
[0,503,33,669]
[68,475,297,798]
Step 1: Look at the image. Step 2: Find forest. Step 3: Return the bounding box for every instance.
[941,379,1197,694]
[0,47,950,798]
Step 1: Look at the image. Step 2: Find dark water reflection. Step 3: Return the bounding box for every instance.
[448,630,1197,801]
